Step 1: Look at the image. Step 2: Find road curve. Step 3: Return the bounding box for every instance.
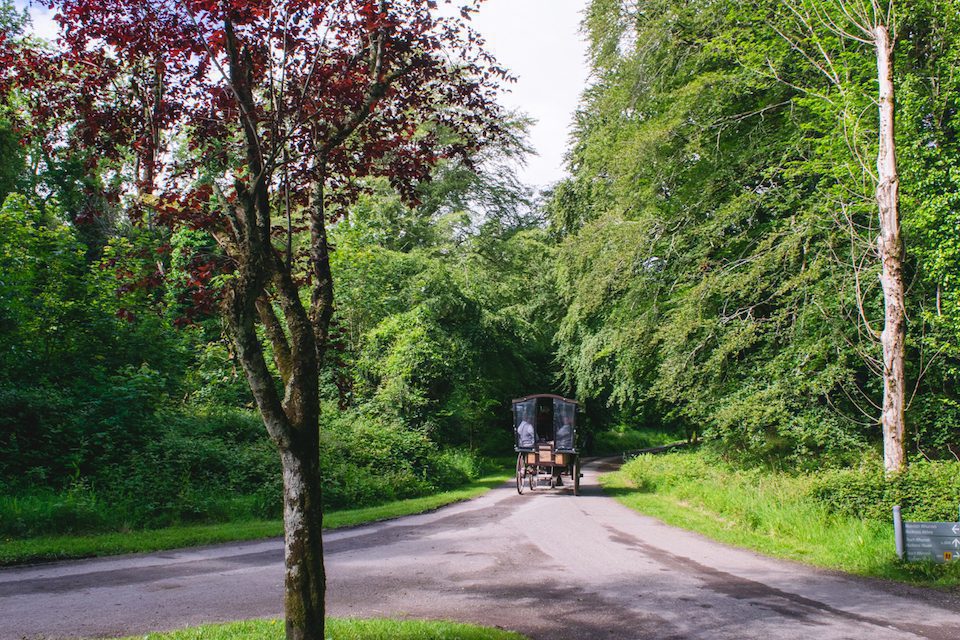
[3,458,960,640]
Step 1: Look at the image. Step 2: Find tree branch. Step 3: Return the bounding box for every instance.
[256,294,294,386]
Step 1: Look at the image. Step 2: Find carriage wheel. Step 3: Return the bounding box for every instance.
[529,465,537,490]
[516,453,525,495]
[573,457,581,496]
[550,473,557,489]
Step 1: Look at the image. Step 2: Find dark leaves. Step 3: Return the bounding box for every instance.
[8,0,509,319]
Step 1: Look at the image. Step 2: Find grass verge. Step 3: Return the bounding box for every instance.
[601,451,960,588]
[113,618,526,640]
[0,471,511,566]
[592,427,677,456]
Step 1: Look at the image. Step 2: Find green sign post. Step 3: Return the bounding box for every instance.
[894,505,960,563]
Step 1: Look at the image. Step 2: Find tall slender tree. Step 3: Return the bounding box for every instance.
[775,0,906,473]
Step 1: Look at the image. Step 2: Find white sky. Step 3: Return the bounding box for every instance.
[463,0,590,191]
[16,0,590,192]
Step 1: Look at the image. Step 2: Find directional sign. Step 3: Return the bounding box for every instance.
[904,522,960,536]
[904,536,960,551]
[895,506,960,564]
[906,548,960,563]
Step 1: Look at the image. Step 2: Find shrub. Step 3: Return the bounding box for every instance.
[1,398,489,538]
[0,384,83,487]
[810,457,960,523]
[430,449,482,489]
[622,451,720,493]
[0,481,109,537]
[313,408,484,511]
[0,365,169,488]
[593,426,677,455]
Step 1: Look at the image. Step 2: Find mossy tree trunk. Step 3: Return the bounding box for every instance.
[219,18,330,638]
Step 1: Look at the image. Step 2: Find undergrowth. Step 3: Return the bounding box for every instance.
[0,470,512,565]
[607,450,960,587]
[592,426,678,455]
[0,404,492,539]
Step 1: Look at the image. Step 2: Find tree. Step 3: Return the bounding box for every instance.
[774,0,906,473]
[328,138,559,449]
[2,2,507,638]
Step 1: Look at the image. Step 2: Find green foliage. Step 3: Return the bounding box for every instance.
[0,189,203,489]
[0,471,512,565]
[0,402,491,538]
[611,451,960,585]
[0,121,24,202]
[332,168,561,450]
[7,0,960,554]
[0,365,174,485]
[0,407,271,536]
[315,407,486,512]
[0,482,106,538]
[551,0,960,463]
[183,342,253,407]
[0,120,546,545]
[592,427,677,455]
[623,451,723,494]
[0,194,87,378]
[812,457,960,523]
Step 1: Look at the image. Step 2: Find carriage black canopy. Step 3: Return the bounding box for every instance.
[512,394,578,452]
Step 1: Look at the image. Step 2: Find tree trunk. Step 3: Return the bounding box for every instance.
[281,445,325,640]
[229,294,327,639]
[875,24,907,475]
[223,224,326,639]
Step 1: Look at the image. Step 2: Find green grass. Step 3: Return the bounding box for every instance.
[113,618,526,640]
[0,471,511,566]
[591,427,679,455]
[602,451,960,588]
[322,473,510,528]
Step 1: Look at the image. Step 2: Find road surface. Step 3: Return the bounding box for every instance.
[3,459,960,639]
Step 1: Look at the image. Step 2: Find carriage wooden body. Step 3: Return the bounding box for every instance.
[512,394,581,495]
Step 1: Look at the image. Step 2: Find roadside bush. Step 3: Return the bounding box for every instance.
[811,457,960,523]
[0,406,276,535]
[430,448,482,489]
[313,408,483,511]
[249,444,481,517]
[626,450,960,526]
[623,451,721,493]
[312,405,483,508]
[0,385,83,487]
[1,402,488,538]
[621,450,815,543]
[593,426,677,455]
[96,407,278,527]
[0,365,169,489]
[0,481,109,537]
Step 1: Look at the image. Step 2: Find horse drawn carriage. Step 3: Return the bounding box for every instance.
[513,394,581,495]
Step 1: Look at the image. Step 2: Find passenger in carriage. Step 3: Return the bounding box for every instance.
[516,408,535,449]
[556,413,573,449]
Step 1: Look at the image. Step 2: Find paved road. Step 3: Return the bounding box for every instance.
[4,459,960,639]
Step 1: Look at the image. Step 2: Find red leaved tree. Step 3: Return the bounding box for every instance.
[2,1,507,637]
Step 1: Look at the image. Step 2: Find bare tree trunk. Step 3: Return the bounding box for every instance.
[281,445,325,640]
[228,281,327,640]
[875,24,907,475]
[223,195,327,639]
[219,20,329,636]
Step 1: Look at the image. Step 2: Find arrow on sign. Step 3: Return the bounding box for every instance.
[953,524,960,535]
[953,539,960,549]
